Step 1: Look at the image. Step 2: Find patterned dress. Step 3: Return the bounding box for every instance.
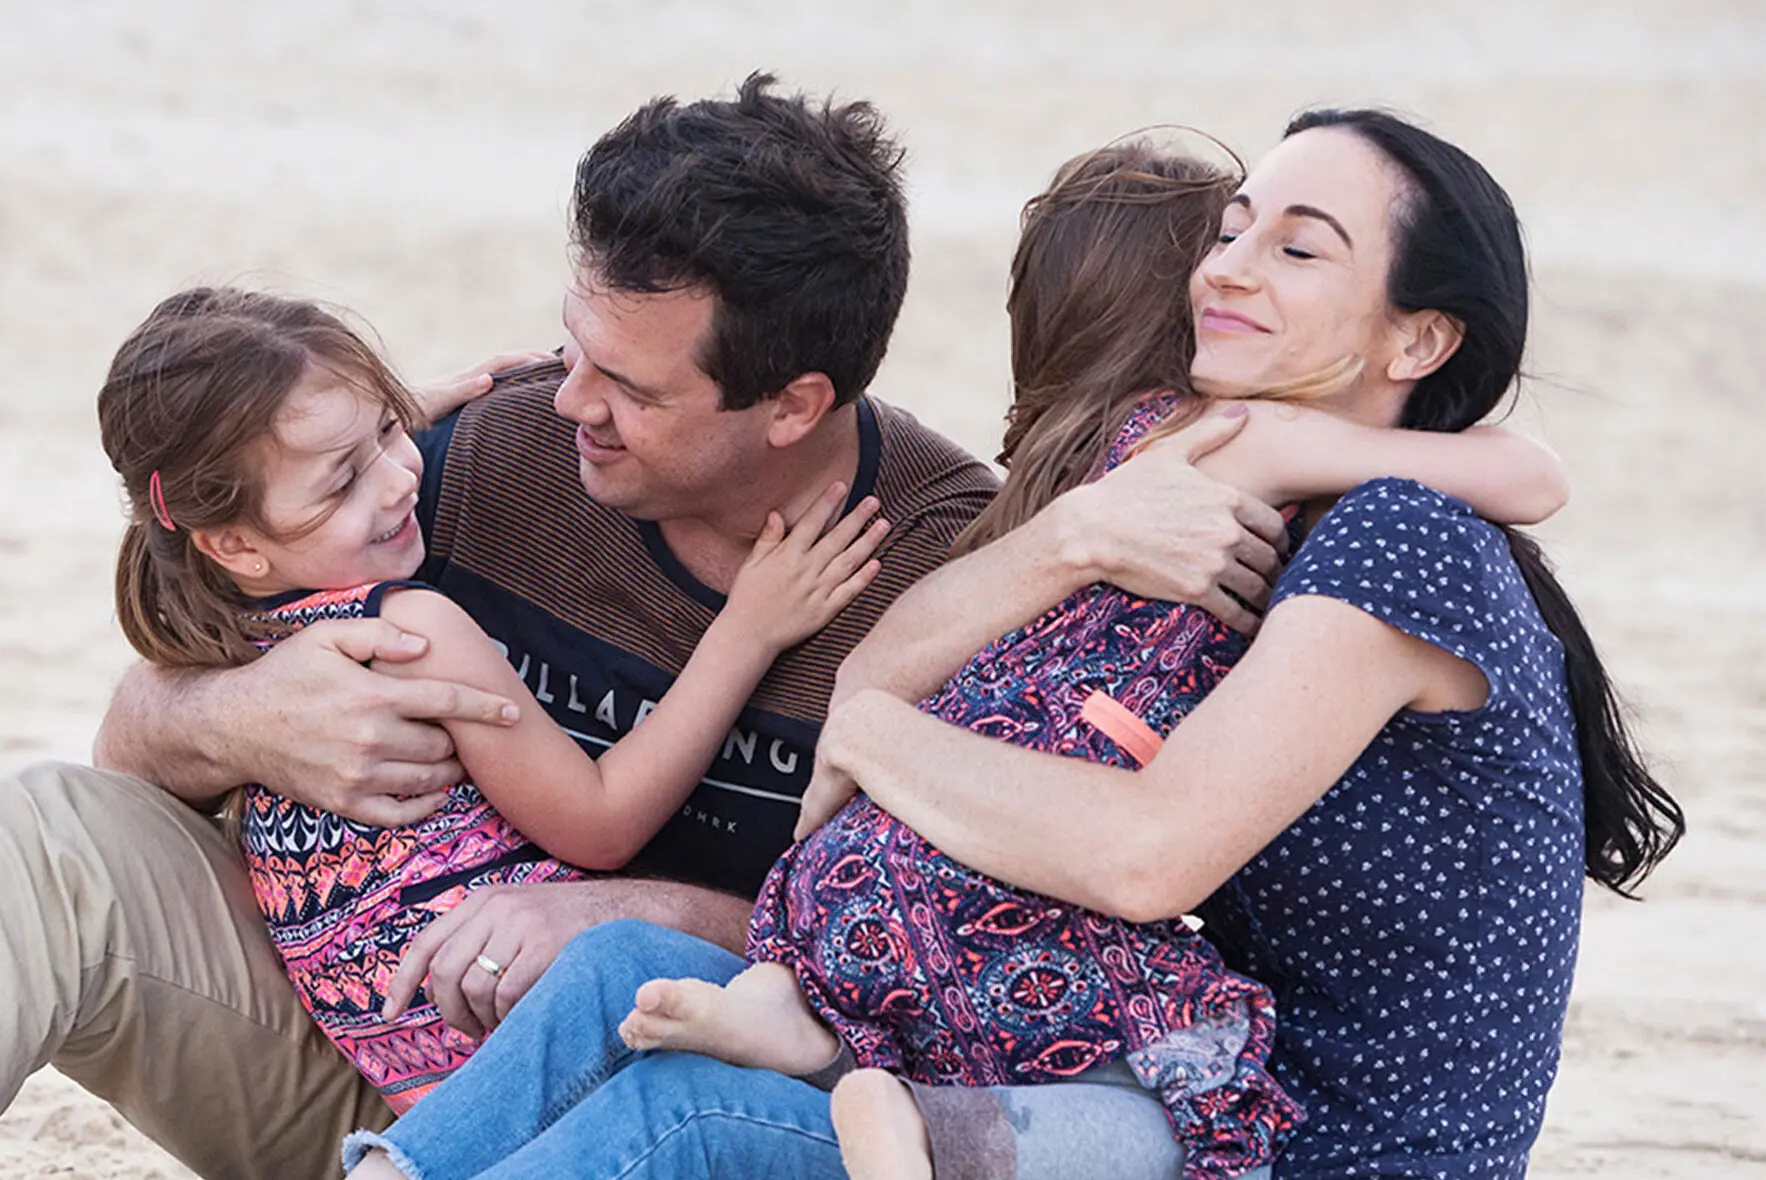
[240,582,588,1113]
[749,396,1304,1179]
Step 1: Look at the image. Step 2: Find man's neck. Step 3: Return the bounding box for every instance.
[658,402,865,594]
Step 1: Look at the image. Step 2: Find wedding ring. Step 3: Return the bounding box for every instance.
[474,952,506,979]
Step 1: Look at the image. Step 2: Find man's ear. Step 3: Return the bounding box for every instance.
[765,371,839,449]
[1386,310,1465,384]
[191,526,270,581]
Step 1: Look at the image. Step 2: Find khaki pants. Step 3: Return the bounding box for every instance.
[0,761,391,1179]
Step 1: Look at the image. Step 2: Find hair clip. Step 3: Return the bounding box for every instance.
[148,470,176,531]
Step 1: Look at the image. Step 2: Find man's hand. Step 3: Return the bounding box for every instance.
[382,883,612,1039]
[1058,408,1288,634]
[206,618,516,824]
[382,879,753,1039]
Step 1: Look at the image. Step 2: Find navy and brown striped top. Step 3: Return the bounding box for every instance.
[414,359,998,898]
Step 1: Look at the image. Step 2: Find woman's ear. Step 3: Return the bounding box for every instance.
[191,526,270,581]
[765,371,839,449]
[1386,310,1466,384]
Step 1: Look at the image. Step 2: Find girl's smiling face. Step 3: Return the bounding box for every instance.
[203,366,424,596]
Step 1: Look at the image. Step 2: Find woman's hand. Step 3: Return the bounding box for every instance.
[411,350,555,424]
[721,481,890,655]
[794,688,891,840]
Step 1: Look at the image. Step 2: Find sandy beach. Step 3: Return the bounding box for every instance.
[1,1,1762,1174]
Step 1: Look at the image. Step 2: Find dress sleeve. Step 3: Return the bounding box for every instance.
[1269,477,1522,698]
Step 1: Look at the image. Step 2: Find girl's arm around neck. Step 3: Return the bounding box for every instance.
[824,593,1483,921]
[1193,401,1570,525]
[834,414,1290,709]
[375,588,776,870]
[373,485,887,868]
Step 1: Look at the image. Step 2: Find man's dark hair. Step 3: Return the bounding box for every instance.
[571,72,909,411]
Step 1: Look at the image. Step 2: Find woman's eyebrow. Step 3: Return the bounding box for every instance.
[1227,193,1354,250]
[1286,203,1354,250]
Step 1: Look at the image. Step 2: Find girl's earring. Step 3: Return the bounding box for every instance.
[253,561,265,575]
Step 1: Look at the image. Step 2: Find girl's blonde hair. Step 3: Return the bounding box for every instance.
[98,287,421,668]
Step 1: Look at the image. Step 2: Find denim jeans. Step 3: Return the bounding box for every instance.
[343,918,1254,1180]
[342,918,845,1180]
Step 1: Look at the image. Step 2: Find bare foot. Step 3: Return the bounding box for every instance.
[831,1068,934,1180]
[345,1150,410,1180]
[617,961,840,1076]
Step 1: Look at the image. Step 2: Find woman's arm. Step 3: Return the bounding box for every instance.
[378,484,887,869]
[810,593,1483,921]
[1193,401,1570,525]
[834,412,1289,709]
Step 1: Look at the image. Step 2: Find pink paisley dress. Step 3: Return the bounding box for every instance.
[748,395,1304,1178]
[240,581,588,1113]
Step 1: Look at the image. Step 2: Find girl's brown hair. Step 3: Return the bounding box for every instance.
[951,137,1242,557]
[99,287,421,669]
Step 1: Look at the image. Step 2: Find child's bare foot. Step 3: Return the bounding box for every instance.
[618,961,840,1076]
[831,1068,934,1180]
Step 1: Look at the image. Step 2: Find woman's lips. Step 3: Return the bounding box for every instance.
[576,426,626,463]
[1199,307,1271,334]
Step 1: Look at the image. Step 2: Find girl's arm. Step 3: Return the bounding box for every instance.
[1192,400,1570,525]
[831,412,1288,711]
[805,592,1485,921]
[375,481,889,869]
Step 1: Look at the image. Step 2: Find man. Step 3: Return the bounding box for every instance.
[0,74,1274,1179]
[2,73,986,1179]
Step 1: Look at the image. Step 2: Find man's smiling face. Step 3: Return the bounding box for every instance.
[553,271,774,522]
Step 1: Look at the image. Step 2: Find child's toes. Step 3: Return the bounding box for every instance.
[618,1009,660,1050]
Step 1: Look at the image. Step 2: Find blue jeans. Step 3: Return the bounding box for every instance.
[342,919,844,1180]
[343,919,1248,1180]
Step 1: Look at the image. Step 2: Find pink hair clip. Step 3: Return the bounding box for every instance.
[147,470,176,531]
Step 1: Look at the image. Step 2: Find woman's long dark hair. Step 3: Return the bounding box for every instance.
[1286,109,1683,897]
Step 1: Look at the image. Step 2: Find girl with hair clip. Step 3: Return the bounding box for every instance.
[342,134,1585,1180]
[96,286,888,1114]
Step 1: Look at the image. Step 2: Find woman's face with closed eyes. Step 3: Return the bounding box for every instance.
[1188,127,1414,414]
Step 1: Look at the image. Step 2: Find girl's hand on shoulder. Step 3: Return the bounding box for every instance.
[723,480,889,654]
[412,350,555,424]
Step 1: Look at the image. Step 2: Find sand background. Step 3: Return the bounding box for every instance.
[1,1,1762,1175]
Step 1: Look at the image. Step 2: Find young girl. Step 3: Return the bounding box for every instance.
[95,286,888,1113]
[610,141,1573,1180]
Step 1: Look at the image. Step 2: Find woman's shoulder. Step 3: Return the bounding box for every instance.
[1273,478,1553,683]
[1287,477,1505,577]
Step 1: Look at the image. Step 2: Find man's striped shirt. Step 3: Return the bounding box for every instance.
[415,360,998,897]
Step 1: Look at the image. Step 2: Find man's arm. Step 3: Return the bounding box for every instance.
[94,617,519,825]
[834,411,1286,709]
[383,878,752,1040]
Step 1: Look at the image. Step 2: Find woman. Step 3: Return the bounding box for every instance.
[345,110,1680,1179]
